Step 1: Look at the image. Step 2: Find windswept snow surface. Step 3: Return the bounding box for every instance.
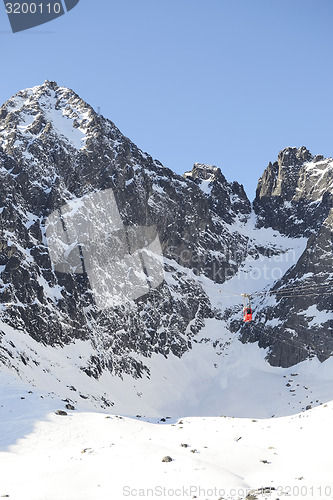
[1,371,333,500]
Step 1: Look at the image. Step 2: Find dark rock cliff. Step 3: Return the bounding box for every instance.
[242,147,333,366]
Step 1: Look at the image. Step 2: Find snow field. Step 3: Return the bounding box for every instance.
[1,375,333,500]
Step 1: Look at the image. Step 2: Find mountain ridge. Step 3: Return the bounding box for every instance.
[0,81,332,415]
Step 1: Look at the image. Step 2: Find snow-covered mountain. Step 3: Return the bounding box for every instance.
[247,147,333,367]
[0,81,332,417]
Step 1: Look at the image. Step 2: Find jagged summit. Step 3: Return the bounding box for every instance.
[277,146,313,167]
[183,162,251,223]
[0,80,97,154]
[184,162,219,180]
[256,146,333,200]
[254,146,333,237]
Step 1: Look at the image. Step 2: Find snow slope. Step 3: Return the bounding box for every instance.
[3,306,333,420]
[1,371,333,500]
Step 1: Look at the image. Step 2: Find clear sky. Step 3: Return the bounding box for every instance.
[1,0,333,200]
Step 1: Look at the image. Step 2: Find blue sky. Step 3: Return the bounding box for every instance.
[1,0,333,199]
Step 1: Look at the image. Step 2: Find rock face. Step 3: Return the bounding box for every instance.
[0,82,332,387]
[253,146,333,237]
[243,146,333,366]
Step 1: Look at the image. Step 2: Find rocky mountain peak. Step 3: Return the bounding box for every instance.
[43,79,58,90]
[277,146,313,168]
[255,146,313,201]
[183,162,251,224]
[0,80,97,160]
[185,162,220,181]
[254,146,333,237]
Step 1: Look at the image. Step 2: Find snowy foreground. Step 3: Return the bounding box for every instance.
[1,371,333,500]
